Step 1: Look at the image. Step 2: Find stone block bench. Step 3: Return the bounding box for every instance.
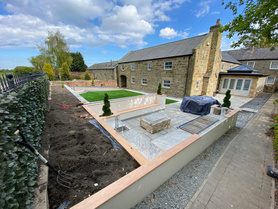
[140,114,171,134]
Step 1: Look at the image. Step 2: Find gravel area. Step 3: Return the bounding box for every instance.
[133,93,271,209]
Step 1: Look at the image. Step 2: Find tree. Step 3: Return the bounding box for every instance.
[157,83,162,95]
[102,93,112,116]
[221,0,278,49]
[84,71,91,80]
[38,31,72,69]
[43,63,54,81]
[70,52,87,72]
[222,90,231,108]
[13,66,36,75]
[29,55,45,72]
[60,62,71,81]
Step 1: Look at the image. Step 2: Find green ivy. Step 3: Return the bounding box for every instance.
[0,76,49,209]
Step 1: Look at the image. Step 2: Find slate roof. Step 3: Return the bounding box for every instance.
[118,34,208,63]
[221,51,241,64]
[223,47,278,61]
[88,61,118,70]
[228,64,258,73]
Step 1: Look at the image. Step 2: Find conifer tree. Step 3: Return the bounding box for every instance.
[60,62,71,81]
[102,93,112,116]
[43,63,54,81]
[157,83,162,95]
[222,90,231,108]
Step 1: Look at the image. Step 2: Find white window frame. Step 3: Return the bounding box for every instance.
[141,78,147,85]
[196,80,201,90]
[162,79,171,88]
[131,64,135,71]
[266,76,276,85]
[131,77,135,84]
[221,64,225,71]
[230,65,233,69]
[270,61,278,69]
[121,65,125,71]
[147,63,151,71]
[247,61,255,68]
[164,61,173,70]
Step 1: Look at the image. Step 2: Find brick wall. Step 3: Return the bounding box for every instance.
[51,80,117,87]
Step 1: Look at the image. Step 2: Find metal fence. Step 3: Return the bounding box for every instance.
[0,73,46,94]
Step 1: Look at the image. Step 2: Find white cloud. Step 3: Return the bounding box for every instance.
[195,0,212,18]
[102,51,107,55]
[0,0,190,49]
[211,11,220,15]
[160,27,189,39]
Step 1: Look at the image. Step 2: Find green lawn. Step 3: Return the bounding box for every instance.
[80,90,144,102]
[166,99,178,104]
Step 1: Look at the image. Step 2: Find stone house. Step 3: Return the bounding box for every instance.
[221,51,241,72]
[218,65,267,97]
[223,47,278,86]
[87,61,118,81]
[117,20,223,98]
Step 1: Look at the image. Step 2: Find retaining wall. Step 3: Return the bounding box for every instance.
[73,105,239,208]
[51,80,117,87]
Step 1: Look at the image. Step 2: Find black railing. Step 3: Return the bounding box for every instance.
[0,73,46,94]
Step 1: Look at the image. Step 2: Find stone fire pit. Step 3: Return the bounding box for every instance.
[140,114,170,134]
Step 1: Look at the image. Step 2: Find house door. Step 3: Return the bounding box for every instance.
[220,77,252,96]
[120,75,127,88]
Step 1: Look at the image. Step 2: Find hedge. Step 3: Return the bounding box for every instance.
[0,75,49,208]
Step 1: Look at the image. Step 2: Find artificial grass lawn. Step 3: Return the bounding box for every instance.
[166,99,178,104]
[80,90,144,102]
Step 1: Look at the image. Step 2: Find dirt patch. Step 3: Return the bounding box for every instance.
[40,86,139,208]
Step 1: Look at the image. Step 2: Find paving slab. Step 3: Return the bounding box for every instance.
[186,93,277,209]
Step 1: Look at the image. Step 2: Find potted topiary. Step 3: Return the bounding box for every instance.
[213,90,231,115]
[91,79,95,86]
[157,83,162,95]
[102,93,112,116]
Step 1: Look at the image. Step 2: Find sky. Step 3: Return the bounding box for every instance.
[0,0,240,70]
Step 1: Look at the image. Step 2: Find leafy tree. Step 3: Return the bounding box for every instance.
[70,52,87,72]
[84,71,91,80]
[221,0,278,49]
[157,83,162,95]
[53,68,60,80]
[222,90,231,108]
[60,62,71,81]
[102,93,112,116]
[38,31,73,69]
[43,63,54,81]
[13,66,36,75]
[29,55,45,72]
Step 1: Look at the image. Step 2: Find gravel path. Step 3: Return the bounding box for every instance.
[133,93,272,209]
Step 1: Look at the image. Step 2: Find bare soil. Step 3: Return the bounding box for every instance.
[40,86,139,208]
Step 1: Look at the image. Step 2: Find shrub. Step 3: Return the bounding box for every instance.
[53,68,60,80]
[13,66,36,75]
[84,71,91,80]
[222,90,231,108]
[0,76,49,208]
[62,84,64,88]
[102,93,112,116]
[272,116,278,160]
[157,83,162,95]
[91,79,95,85]
[43,63,54,81]
[60,62,71,81]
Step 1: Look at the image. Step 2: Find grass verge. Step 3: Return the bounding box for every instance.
[166,99,178,104]
[80,90,144,102]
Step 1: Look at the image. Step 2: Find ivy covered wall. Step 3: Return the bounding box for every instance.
[0,76,49,208]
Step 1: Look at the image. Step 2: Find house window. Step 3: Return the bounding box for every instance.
[164,61,173,70]
[236,79,243,90]
[147,63,151,71]
[230,65,233,69]
[131,64,135,71]
[131,77,135,84]
[162,80,171,88]
[141,78,147,85]
[221,64,225,71]
[222,79,229,89]
[270,61,278,69]
[196,81,201,90]
[247,61,255,68]
[229,79,235,89]
[266,77,276,85]
[243,80,251,91]
[121,65,125,71]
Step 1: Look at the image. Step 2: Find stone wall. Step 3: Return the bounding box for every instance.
[220,62,241,72]
[240,60,278,76]
[70,72,94,80]
[118,56,190,98]
[88,68,116,81]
